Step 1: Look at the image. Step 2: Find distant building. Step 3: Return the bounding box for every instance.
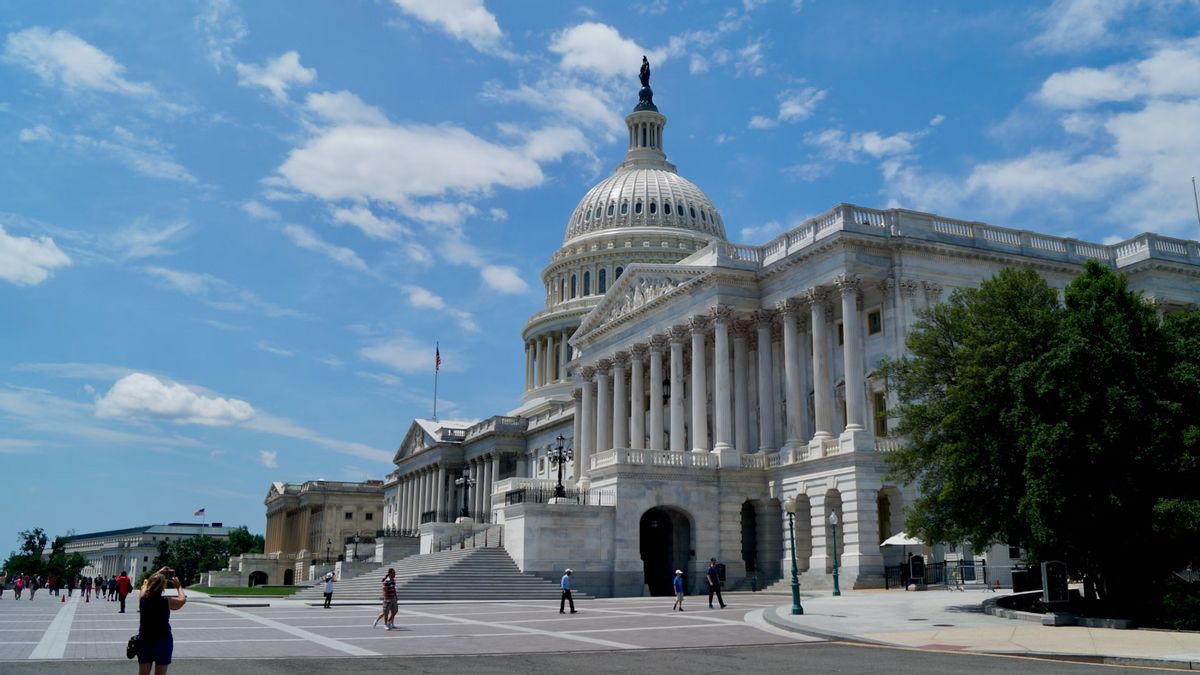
[65,523,234,577]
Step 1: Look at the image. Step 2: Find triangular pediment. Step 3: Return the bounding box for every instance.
[392,421,430,464]
[574,264,709,340]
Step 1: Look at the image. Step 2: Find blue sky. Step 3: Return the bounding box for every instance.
[3,0,1199,548]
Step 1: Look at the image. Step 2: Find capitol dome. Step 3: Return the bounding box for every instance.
[564,168,726,244]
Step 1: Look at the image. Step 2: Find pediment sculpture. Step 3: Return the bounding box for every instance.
[604,275,683,324]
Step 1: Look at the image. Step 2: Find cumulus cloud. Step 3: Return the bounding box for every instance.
[1028,0,1138,53]
[329,205,409,240]
[95,373,255,426]
[0,225,71,286]
[404,285,446,309]
[481,265,528,294]
[739,220,787,243]
[1036,35,1200,108]
[236,51,316,101]
[241,200,280,220]
[281,224,368,271]
[305,90,389,126]
[550,22,667,79]
[3,26,155,97]
[361,335,450,373]
[735,39,767,77]
[392,0,508,56]
[258,449,279,468]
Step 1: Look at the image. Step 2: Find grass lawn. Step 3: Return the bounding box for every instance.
[192,586,305,596]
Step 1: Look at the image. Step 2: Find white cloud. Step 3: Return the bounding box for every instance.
[281,224,368,271]
[1037,36,1200,108]
[257,341,295,357]
[740,220,786,243]
[18,124,196,183]
[1028,0,1138,53]
[18,124,52,142]
[360,335,446,373]
[305,90,389,126]
[195,0,247,71]
[488,208,508,221]
[481,264,528,294]
[110,219,188,260]
[258,449,279,468]
[236,51,316,101]
[778,87,826,122]
[736,39,767,77]
[404,285,446,309]
[95,373,256,426]
[483,80,624,135]
[550,23,667,79]
[0,225,71,286]
[3,27,155,96]
[330,205,409,240]
[714,133,734,144]
[748,115,776,129]
[392,0,507,56]
[241,200,280,220]
[806,127,926,160]
[521,125,590,162]
[144,266,305,319]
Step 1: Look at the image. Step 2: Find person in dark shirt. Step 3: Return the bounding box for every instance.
[706,558,726,609]
[380,568,398,630]
[137,567,187,674]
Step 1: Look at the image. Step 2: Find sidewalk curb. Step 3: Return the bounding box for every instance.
[759,605,891,646]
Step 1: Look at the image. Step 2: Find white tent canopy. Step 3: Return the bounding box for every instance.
[880,532,923,547]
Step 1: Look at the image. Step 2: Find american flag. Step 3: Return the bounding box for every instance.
[436,345,441,373]
[194,508,205,516]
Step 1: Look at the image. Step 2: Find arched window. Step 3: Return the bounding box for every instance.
[595,206,602,218]
[583,271,591,295]
[642,127,647,147]
[621,202,629,215]
[570,274,577,298]
[690,206,696,219]
[678,203,685,216]
[635,202,643,214]
[664,203,672,215]
[560,279,566,302]
[615,266,623,280]
[598,268,607,294]
[701,210,707,222]
[649,201,657,215]
[607,204,614,216]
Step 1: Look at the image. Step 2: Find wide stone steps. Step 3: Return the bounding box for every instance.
[294,547,587,603]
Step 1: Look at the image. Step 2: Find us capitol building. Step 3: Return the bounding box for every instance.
[287,66,1200,596]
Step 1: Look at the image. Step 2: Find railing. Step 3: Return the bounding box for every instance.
[740,453,767,469]
[434,524,504,552]
[766,453,782,468]
[791,446,807,463]
[464,415,528,442]
[504,485,617,506]
[874,437,903,452]
[884,560,990,590]
[591,447,720,469]
[440,429,467,442]
[819,437,839,457]
[375,528,420,538]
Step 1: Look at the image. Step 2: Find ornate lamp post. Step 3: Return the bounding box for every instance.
[784,497,804,615]
[548,434,573,499]
[455,470,476,518]
[829,512,841,596]
[325,538,331,564]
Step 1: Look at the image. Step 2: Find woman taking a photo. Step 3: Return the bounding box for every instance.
[137,567,186,675]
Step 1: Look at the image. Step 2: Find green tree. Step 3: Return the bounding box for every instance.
[3,527,50,577]
[884,262,1199,612]
[226,526,264,556]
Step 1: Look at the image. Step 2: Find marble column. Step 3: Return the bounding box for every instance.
[416,468,428,525]
[407,475,417,530]
[435,464,446,522]
[489,454,500,513]
[711,307,735,460]
[690,315,709,453]
[755,310,777,453]
[612,352,628,450]
[572,386,583,468]
[524,342,533,391]
[594,360,611,455]
[837,274,871,451]
[534,337,545,388]
[733,319,751,455]
[471,460,482,519]
[630,344,646,449]
[808,288,834,449]
[649,336,667,451]
[579,367,595,487]
[559,330,570,381]
[779,298,805,460]
[480,456,492,520]
[668,325,688,453]
[546,333,557,383]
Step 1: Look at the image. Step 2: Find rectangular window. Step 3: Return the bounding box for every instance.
[365,512,373,521]
[837,322,844,345]
[873,391,888,436]
[143,556,148,562]
[1008,546,1021,559]
[344,511,353,520]
[868,309,882,335]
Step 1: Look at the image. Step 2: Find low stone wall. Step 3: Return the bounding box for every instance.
[983,593,1137,629]
[501,501,622,596]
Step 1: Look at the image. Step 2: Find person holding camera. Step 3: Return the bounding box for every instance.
[136,567,187,675]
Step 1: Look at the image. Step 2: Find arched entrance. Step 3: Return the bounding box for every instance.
[248,571,267,587]
[640,507,692,596]
[740,501,758,576]
[283,569,294,585]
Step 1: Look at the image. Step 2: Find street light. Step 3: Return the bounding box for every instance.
[829,512,841,597]
[325,538,331,564]
[784,497,804,615]
[352,533,359,561]
[455,469,476,518]
[547,434,573,499]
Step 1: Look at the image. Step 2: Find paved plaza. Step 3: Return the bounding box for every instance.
[0,591,810,662]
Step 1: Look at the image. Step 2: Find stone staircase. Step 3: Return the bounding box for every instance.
[293,547,587,603]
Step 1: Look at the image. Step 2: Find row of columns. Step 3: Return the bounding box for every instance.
[524,329,572,391]
[389,454,506,531]
[572,274,876,476]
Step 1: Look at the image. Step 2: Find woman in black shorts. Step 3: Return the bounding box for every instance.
[137,567,187,675]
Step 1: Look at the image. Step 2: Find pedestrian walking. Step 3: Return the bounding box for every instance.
[135,567,187,675]
[0,569,6,599]
[706,558,726,609]
[82,575,91,602]
[376,568,398,630]
[672,570,685,611]
[28,575,38,600]
[14,574,24,600]
[322,573,335,608]
[559,568,576,614]
[117,570,132,613]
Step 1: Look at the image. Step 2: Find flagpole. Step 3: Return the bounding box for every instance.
[433,341,439,421]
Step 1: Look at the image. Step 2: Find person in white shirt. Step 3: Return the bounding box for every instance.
[322,573,335,608]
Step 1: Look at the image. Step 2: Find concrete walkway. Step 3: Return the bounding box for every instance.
[760,588,1200,669]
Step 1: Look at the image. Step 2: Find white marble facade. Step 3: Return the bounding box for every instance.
[381,85,1200,597]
